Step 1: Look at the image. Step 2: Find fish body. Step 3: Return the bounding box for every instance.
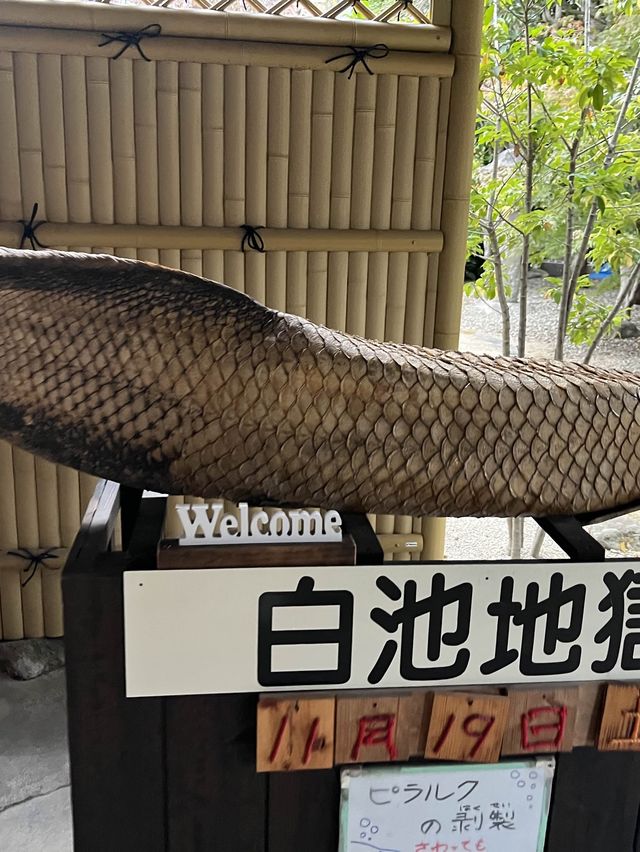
[1,248,640,518]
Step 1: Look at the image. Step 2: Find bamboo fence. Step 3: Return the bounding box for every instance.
[0,0,482,634]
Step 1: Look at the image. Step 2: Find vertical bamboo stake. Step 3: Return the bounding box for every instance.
[0,441,20,639]
[37,54,67,223]
[138,249,160,264]
[35,457,62,636]
[224,250,246,294]
[203,63,224,228]
[307,251,328,325]
[157,60,180,227]
[13,53,45,217]
[266,67,290,310]
[202,63,225,286]
[62,55,91,223]
[287,69,312,316]
[307,70,334,324]
[179,61,202,228]
[13,448,43,637]
[85,56,113,225]
[224,64,246,226]
[57,464,80,548]
[160,249,181,270]
[423,0,482,562]
[54,48,85,568]
[134,58,159,225]
[181,249,202,276]
[327,72,355,332]
[371,74,398,231]
[111,57,136,224]
[431,0,483,350]
[245,66,269,303]
[0,51,21,220]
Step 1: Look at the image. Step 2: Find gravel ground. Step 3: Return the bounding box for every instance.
[444,275,640,561]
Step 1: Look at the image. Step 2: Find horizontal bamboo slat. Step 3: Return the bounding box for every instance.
[0,29,455,78]
[0,1,451,52]
[0,222,443,252]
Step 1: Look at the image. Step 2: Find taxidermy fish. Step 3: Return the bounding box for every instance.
[1,247,639,519]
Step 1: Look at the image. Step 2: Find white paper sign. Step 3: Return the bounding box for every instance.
[124,560,640,697]
[339,760,555,852]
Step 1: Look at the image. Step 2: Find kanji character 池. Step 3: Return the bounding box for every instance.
[368,573,472,684]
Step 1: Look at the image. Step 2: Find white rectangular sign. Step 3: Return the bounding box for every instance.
[124,560,640,697]
[339,760,555,852]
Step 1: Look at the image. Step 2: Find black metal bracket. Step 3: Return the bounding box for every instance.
[534,515,605,562]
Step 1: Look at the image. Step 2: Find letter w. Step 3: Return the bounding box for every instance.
[176,503,222,543]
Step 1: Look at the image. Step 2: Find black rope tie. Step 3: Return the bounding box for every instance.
[325,43,390,79]
[18,203,47,250]
[99,23,162,62]
[241,224,265,253]
[398,0,412,20]
[8,548,61,588]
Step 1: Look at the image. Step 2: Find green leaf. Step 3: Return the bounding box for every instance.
[592,83,604,111]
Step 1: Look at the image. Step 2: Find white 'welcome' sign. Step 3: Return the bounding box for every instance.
[175,501,343,546]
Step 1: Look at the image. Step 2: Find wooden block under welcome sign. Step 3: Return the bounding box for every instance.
[425,692,510,763]
[256,696,335,772]
[501,687,578,755]
[597,684,640,751]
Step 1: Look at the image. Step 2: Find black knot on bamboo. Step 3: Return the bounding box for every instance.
[241,224,265,253]
[18,203,47,251]
[8,547,61,588]
[99,23,162,62]
[325,44,390,79]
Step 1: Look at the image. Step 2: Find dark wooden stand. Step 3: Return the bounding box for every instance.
[63,482,640,851]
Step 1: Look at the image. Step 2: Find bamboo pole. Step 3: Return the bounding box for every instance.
[412,76,439,231]
[267,67,289,237]
[157,60,180,227]
[160,248,181,270]
[179,61,203,228]
[370,74,398,231]
[0,51,21,221]
[13,448,44,637]
[134,58,159,225]
[86,56,114,224]
[0,441,20,639]
[37,54,68,223]
[111,57,137,225]
[203,250,225,282]
[41,550,66,638]
[288,68,312,317]
[351,74,377,230]
[202,64,224,229]
[431,0,482,351]
[13,53,45,218]
[0,2,452,52]
[306,251,328,325]
[57,464,81,548]
[266,252,287,313]
[0,221,442,252]
[245,66,269,303]
[181,249,202,277]
[224,251,246,294]
[62,55,91,222]
[224,64,246,227]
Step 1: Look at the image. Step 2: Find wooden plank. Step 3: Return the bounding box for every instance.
[63,485,166,852]
[425,692,510,763]
[166,694,267,852]
[502,687,578,755]
[256,696,335,771]
[157,535,356,568]
[63,551,165,852]
[545,748,640,852]
[267,769,340,852]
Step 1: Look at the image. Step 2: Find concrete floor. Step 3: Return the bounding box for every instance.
[0,670,73,851]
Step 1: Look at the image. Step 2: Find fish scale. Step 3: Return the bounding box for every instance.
[1,247,640,518]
